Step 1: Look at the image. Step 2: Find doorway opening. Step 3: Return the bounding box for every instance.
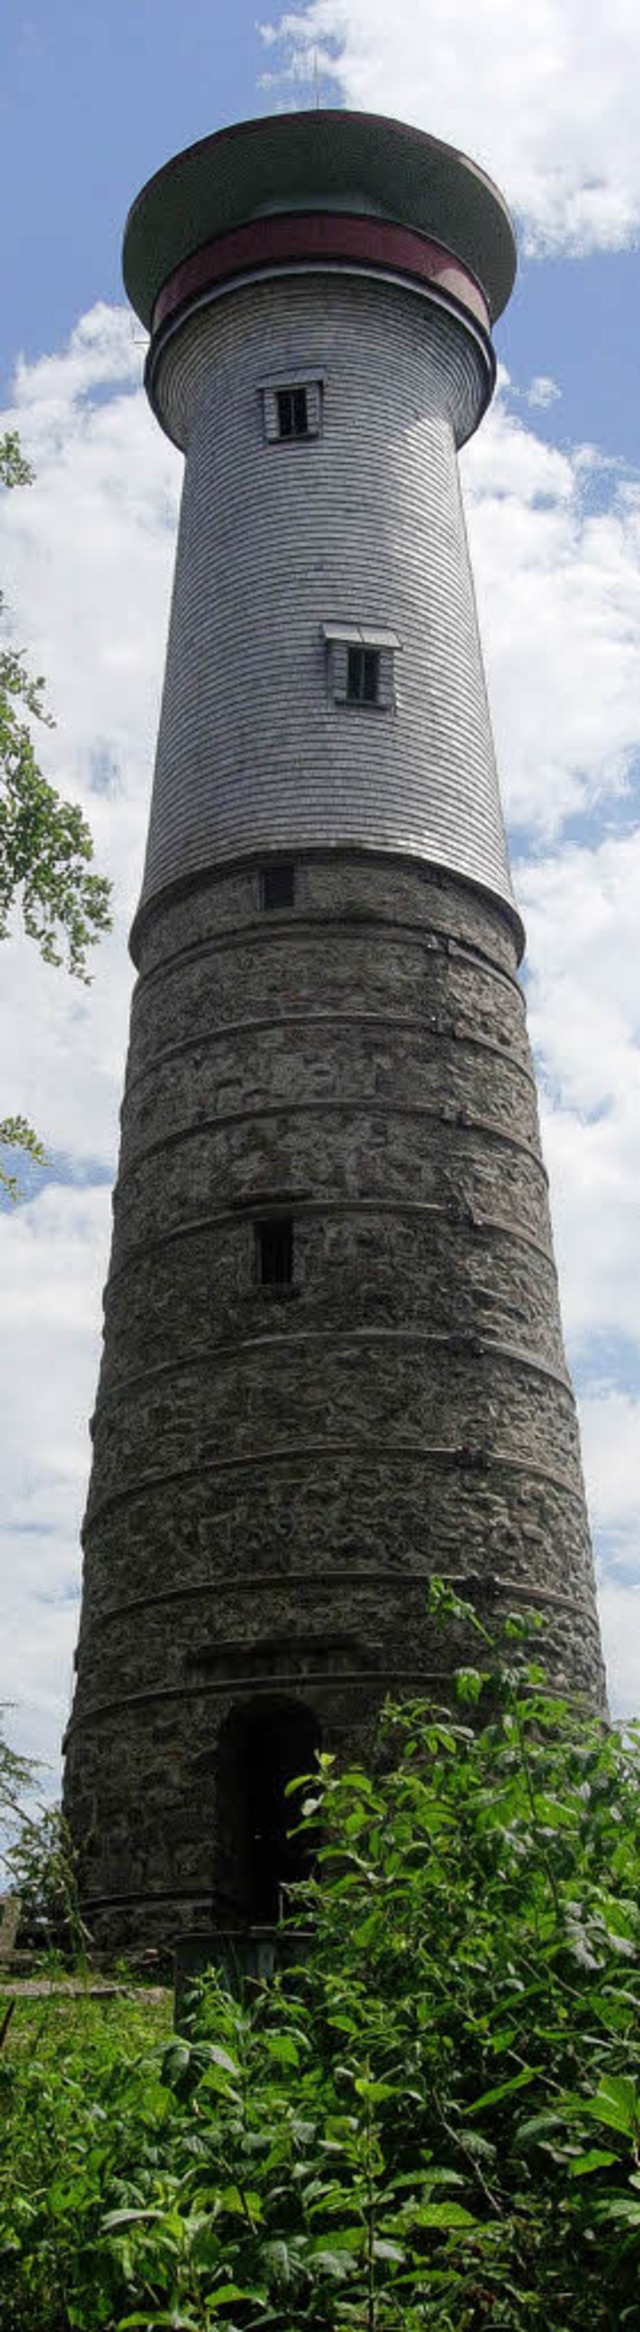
[216,1697,321,1925]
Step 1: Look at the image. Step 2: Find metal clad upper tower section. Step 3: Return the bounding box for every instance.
[123,110,517,330]
[124,111,521,951]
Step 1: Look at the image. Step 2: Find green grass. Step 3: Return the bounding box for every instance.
[1,1978,172,2062]
[0,1979,173,2332]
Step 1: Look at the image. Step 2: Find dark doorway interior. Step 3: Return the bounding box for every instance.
[216,1697,321,1925]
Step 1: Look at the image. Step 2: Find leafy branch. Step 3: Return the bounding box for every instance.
[0,429,112,1196]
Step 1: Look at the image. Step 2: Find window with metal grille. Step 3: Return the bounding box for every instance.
[261,863,295,911]
[261,375,323,443]
[256,1216,293,1289]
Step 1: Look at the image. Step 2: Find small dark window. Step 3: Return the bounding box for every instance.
[262,380,322,444]
[261,863,295,911]
[277,387,309,440]
[323,623,398,709]
[257,1216,293,1289]
[347,645,380,704]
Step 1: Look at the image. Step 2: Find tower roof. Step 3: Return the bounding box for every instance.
[123,108,517,332]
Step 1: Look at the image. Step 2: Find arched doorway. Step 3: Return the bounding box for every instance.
[215,1697,321,1925]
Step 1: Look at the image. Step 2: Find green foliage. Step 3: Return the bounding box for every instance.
[0,1713,88,1962]
[2,1639,640,2328]
[0,433,34,491]
[0,428,112,1194]
[0,1708,40,1836]
[0,642,112,976]
[5,1803,90,1961]
[0,1991,173,2330]
[0,1113,45,1200]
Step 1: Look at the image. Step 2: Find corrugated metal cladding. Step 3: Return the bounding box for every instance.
[135,270,519,941]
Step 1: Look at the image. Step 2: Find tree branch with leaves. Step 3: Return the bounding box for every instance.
[0,430,112,1193]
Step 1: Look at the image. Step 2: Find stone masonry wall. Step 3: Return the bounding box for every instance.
[64,856,605,1952]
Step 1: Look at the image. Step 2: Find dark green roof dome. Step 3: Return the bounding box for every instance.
[123,108,516,330]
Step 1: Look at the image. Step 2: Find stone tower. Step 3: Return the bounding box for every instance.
[64,110,605,1954]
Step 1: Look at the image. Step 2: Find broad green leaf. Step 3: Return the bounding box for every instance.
[587,1994,636,2036]
[583,2076,640,2137]
[464,2067,540,2114]
[104,2207,165,2229]
[384,2168,465,2194]
[219,2185,263,2221]
[206,2291,267,2311]
[205,2044,239,2076]
[597,2198,640,2225]
[412,2202,477,2229]
[454,1668,485,1705]
[259,2236,296,2284]
[118,2318,202,2329]
[309,2228,363,2252]
[354,2077,398,2102]
[352,1913,382,1946]
[569,2150,618,2176]
[307,2245,358,2278]
[265,2033,299,2066]
[516,2111,566,2147]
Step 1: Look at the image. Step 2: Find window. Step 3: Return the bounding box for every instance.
[322,622,400,710]
[347,645,380,704]
[277,387,309,440]
[256,1216,293,1289]
[261,862,295,911]
[261,374,323,444]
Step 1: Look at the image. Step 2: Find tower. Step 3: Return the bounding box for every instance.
[64,111,605,1954]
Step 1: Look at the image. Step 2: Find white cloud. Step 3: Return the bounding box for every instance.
[580,1390,640,1553]
[516,827,640,1354]
[526,376,562,410]
[599,1581,640,1721]
[462,389,640,835]
[1,300,640,1783]
[11,304,144,422]
[262,0,640,254]
[0,1184,111,1788]
[0,307,180,1161]
[0,312,179,1789]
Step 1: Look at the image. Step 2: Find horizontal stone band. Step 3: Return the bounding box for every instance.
[93,1325,571,1418]
[65,1643,602,1742]
[104,1197,556,1297]
[88,1570,597,1631]
[113,1098,549,1198]
[121,1010,535,1109]
[133,908,526,993]
[82,1439,587,1537]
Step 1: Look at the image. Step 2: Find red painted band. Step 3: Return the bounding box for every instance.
[151,211,490,338]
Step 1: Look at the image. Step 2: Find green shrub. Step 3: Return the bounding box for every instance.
[2,1612,640,2328]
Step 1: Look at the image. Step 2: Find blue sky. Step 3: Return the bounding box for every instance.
[1,0,640,1785]
[0,0,266,381]
[4,4,640,464]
